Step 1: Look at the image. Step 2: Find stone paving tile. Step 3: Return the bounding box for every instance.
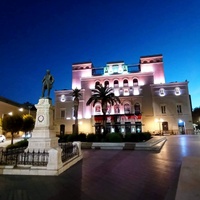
[0,135,200,200]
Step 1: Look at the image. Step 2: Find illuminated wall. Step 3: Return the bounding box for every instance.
[54,54,193,134]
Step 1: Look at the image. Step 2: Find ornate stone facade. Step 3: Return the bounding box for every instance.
[55,54,193,135]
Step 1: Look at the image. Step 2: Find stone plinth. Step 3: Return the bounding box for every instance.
[26,98,59,152]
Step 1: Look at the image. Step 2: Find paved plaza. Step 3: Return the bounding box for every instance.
[0,135,200,200]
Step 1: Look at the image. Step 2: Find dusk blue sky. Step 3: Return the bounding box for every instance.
[0,0,200,108]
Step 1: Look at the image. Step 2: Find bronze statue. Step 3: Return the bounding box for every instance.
[41,70,54,98]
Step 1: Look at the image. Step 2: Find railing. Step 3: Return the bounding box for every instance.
[127,65,140,73]
[0,147,49,166]
[18,150,49,166]
[0,143,79,166]
[59,143,79,163]
[92,68,104,76]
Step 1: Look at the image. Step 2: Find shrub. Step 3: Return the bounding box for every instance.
[124,132,152,142]
[7,139,28,149]
[105,133,123,142]
[86,133,97,142]
[78,133,87,142]
[142,132,152,140]
[58,134,70,143]
[124,133,131,142]
[67,133,87,142]
[67,134,78,142]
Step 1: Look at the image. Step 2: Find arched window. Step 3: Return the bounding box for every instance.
[124,103,131,114]
[114,80,119,88]
[123,79,128,87]
[107,104,111,114]
[104,81,109,88]
[95,81,100,88]
[134,103,141,115]
[133,79,138,86]
[114,104,120,114]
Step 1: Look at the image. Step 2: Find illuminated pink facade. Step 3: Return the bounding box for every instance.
[54,54,193,135]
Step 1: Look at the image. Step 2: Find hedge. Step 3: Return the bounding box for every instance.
[58,132,152,143]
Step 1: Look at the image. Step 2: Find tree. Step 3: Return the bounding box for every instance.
[86,84,121,136]
[70,88,82,134]
[2,115,23,145]
[21,114,35,136]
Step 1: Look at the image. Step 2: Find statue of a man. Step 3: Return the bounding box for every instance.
[41,70,54,98]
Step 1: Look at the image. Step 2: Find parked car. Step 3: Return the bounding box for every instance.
[0,135,6,142]
[22,132,32,139]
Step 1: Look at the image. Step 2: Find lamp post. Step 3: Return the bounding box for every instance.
[28,106,32,115]
[155,118,164,135]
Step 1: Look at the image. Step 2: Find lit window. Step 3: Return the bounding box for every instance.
[114,104,120,114]
[161,105,166,114]
[95,105,101,113]
[107,105,111,114]
[177,105,182,114]
[174,87,181,96]
[124,103,131,114]
[159,88,165,96]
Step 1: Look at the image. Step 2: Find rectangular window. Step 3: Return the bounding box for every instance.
[161,105,166,114]
[177,105,182,114]
[60,110,65,118]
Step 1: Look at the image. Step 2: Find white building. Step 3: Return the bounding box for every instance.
[54,54,193,135]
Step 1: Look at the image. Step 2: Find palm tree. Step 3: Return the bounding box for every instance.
[86,84,121,136]
[70,88,82,134]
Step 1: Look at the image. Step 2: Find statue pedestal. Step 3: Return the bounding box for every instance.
[26,98,59,152]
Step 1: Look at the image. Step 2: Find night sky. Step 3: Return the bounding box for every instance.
[0,0,200,108]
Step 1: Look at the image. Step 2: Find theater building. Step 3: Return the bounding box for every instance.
[54,54,193,135]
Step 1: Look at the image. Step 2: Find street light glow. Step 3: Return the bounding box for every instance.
[8,112,13,116]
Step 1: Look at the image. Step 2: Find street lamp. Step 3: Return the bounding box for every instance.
[8,112,13,116]
[155,118,164,135]
[28,106,32,115]
[19,108,24,112]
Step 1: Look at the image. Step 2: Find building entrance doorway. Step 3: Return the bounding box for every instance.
[178,120,185,134]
